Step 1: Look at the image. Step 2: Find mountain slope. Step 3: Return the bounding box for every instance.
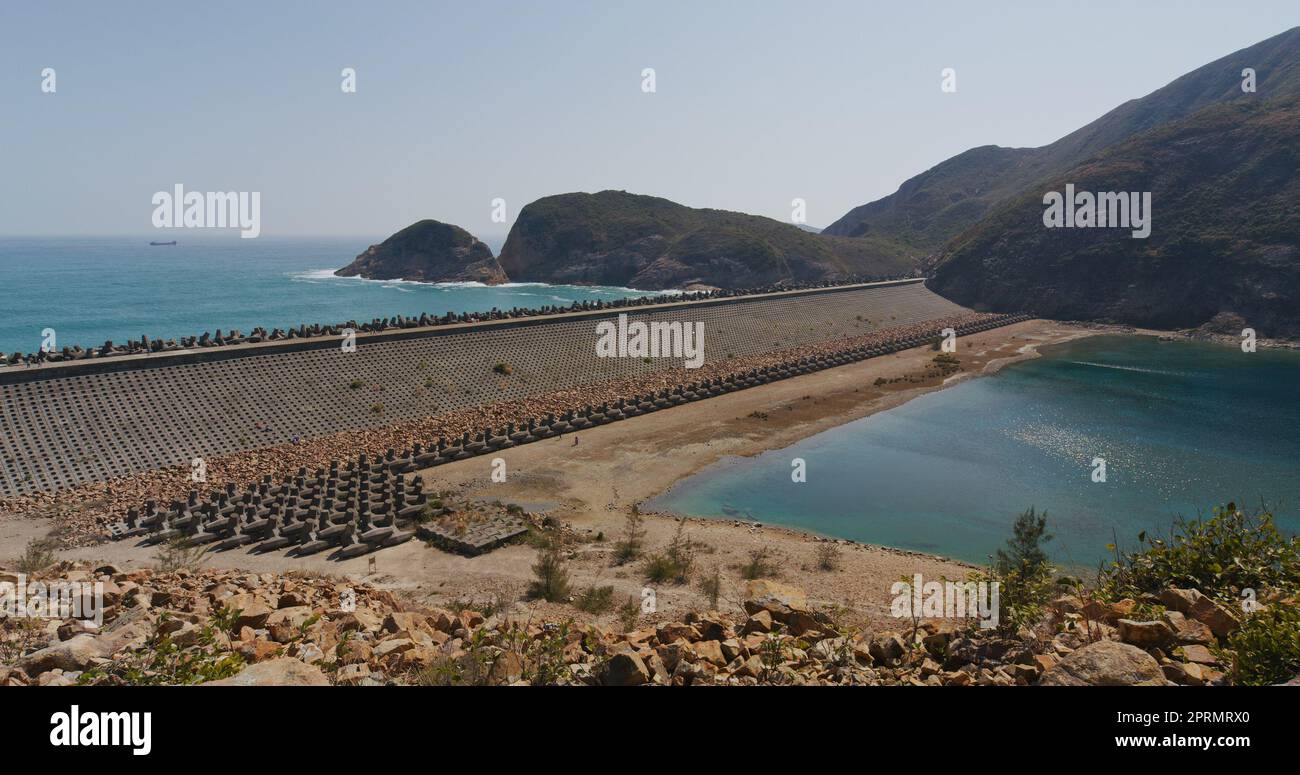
[929,97,1300,336]
[337,220,507,284]
[824,26,1300,251]
[497,190,918,289]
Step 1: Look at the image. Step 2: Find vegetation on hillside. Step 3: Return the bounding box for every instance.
[824,26,1300,252]
[497,190,919,289]
[931,96,1300,336]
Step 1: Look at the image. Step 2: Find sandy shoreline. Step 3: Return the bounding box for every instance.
[4,318,1100,630]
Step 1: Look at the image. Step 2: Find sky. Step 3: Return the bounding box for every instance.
[1,0,1296,240]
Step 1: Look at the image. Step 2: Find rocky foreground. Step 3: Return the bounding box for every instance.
[2,561,1285,686]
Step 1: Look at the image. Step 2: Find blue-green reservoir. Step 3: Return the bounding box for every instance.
[648,336,1300,567]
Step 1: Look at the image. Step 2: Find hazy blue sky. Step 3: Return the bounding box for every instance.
[1,1,1296,239]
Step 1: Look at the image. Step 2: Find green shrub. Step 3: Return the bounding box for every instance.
[741,547,776,580]
[642,553,676,584]
[617,596,640,632]
[78,612,245,685]
[815,542,840,571]
[1227,604,1300,686]
[1101,503,1300,603]
[996,507,1051,576]
[612,510,645,565]
[14,538,57,574]
[154,535,209,573]
[528,544,571,603]
[574,585,616,614]
[699,566,722,609]
[977,507,1056,633]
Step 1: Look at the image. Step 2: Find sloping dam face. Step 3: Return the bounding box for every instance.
[0,280,968,498]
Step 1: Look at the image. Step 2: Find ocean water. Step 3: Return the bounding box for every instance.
[0,235,654,355]
[647,335,1300,568]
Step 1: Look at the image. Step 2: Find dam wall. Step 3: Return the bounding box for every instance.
[0,280,969,498]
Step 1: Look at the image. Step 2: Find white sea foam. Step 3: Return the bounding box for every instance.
[291,268,343,281]
[286,270,674,296]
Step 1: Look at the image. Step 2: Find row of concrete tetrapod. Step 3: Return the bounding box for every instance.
[1,275,915,367]
[110,312,1029,559]
[112,461,424,561]
[379,311,1032,472]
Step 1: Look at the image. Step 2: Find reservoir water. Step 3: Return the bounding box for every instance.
[647,335,1300,568]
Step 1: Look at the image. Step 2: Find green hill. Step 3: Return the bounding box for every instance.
[824,27,1300,253]
[497,190,918,289]
[929,97,1300,336]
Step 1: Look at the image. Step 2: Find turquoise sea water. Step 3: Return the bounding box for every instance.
[0,235,652,355]
[647,335,1300,568]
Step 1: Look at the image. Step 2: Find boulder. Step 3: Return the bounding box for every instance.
[233,601,275,630]
[656,622,701,643]
[1157,588,1239,637]
[691,640,726,666]
[1117,619,1175,648]
[1038,641,1165,686]
[1178,644,1220,665]
[18,635,105,674]
[604,653,650,686]
[868,633,907,665]
[743,580,809,624]
[205,658,330,686]
[95,621,151,656]
[1082,598,1135,624]
[488,651,524,685]
[265,606,315,643]
[1162,611,1214,645]
[742,610,773,634]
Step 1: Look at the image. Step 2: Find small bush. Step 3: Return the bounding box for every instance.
[741,548,776,580]
[979,507,1056,633]
[995,507,1052,576]
[1227,604,1300,686]
[154,535,210,573]
[14,538,57,574]
[612,510,645,565]
[493,362,513,376]
[617,596,640,632]
[574,585,616,614]
[349,378,365,390]
[815,542,840,571]
[664,522,696,582]
[699,566,722,609]
[642,553,676,584]
[528,544,571,603]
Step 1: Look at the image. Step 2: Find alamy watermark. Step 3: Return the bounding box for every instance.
[595,314,704,368]
[50,706,151,756]
[1043,183,1150,239]
[1,573,105,627]
[891,573,1000,629]
[152,184,261,238]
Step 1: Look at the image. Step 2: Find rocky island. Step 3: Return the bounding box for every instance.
[340,192,916,290]
[335,219,508,284]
